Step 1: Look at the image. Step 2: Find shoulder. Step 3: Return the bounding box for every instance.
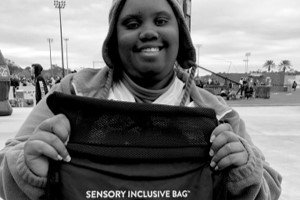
[36,75,44,80]
[73,68,103,78]
[60,67,112,97]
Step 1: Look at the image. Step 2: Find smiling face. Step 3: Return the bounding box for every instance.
[117,0,179,88]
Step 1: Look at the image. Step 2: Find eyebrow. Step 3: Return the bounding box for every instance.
[119,14,143,22]
[155,11,172,18]
[119,10,173,21]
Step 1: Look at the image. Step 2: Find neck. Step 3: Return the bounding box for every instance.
[121,71,176,103]
[125,71,175,90]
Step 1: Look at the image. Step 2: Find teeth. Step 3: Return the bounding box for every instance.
[141,48,159,52]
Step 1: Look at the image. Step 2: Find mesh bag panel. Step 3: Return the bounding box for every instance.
[47,92,218,160]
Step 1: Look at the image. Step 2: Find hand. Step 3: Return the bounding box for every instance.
[209,123,248,171]
[24,114,71,177]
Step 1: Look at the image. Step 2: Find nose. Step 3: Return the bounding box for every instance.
[139,29,159,42]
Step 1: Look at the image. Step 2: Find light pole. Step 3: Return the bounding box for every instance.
[245,52,251,73]
[64,38,69,75]
[243,59,247,73]
[226,61,232,73]
[195,44,202,77]
[47,38,53,77]
[195,44,202,66]
[54,0,66,77]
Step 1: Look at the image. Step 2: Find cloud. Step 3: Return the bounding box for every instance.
[0,0,299,72]
[191,0,300,72]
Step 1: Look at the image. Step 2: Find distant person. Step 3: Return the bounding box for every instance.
[292,81,297,91]
[49,77,56,88]
[10,74,20,98]
[244,83,254,99]
[236,77,244,98]
[227,89,237,100]
[228,81,233,89]
[208,78,212,85]
[31,64,49,104]
[195,78,203,88]
[21,77,27,86]
[219,88,228,98]
[55,76,61,84]
[242,79,248,97]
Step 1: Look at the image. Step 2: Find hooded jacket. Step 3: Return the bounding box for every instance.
[0,67,282,200]
[32,64,48,104]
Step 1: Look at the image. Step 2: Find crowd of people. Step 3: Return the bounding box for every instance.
[236,77,256,99]
[195,76,256,100]
[9,65,64,105]
[10,74,62,90]
[194,77,220,88]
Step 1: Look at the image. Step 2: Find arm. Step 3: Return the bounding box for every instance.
[0,83,65,200]
[190,85,282,199]
[36,77,49,98]
[41,77,49,95]
[213,110,282,200]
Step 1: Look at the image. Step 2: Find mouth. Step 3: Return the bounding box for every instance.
[134,45,164,53]
[140,47,160,53]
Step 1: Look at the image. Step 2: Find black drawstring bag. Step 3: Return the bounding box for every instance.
[45,92,228,200]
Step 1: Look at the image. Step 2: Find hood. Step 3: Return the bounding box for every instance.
[32,63,43,77]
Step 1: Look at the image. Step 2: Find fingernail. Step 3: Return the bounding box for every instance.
[210,161,216,168]
[64,136,70,145]
[210,135,215,143]
[215,166,219,171]
[209,149,214,157]
[64,155,71,162]
[57,155,63,161]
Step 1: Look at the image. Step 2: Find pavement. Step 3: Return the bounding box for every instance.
[0,91,299,199]
[234,106,300,200]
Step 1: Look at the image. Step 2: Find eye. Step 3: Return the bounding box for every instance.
[123,19,141,29]
[155,17,168,26]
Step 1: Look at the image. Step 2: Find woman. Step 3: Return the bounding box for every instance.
[31,63,49,104]
[0,0,281,199]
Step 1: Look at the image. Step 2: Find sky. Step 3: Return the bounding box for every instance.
[1,0,300,74]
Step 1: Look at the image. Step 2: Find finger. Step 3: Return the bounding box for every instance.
[210,123,233,143]
[213,151,248,171]
[210,131,239,156]
[25,140,63,162]
[38,114,71,143]
[29,131,70,162]
[210,142,245,166]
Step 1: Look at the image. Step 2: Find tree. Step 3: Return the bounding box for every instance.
[263,60,275,72]
[20,67,32,80]
[4,57,70,79]
[6,59,23,75]
[278,60,292,72]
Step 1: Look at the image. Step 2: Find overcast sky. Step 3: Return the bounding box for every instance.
[1,0,300,74]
